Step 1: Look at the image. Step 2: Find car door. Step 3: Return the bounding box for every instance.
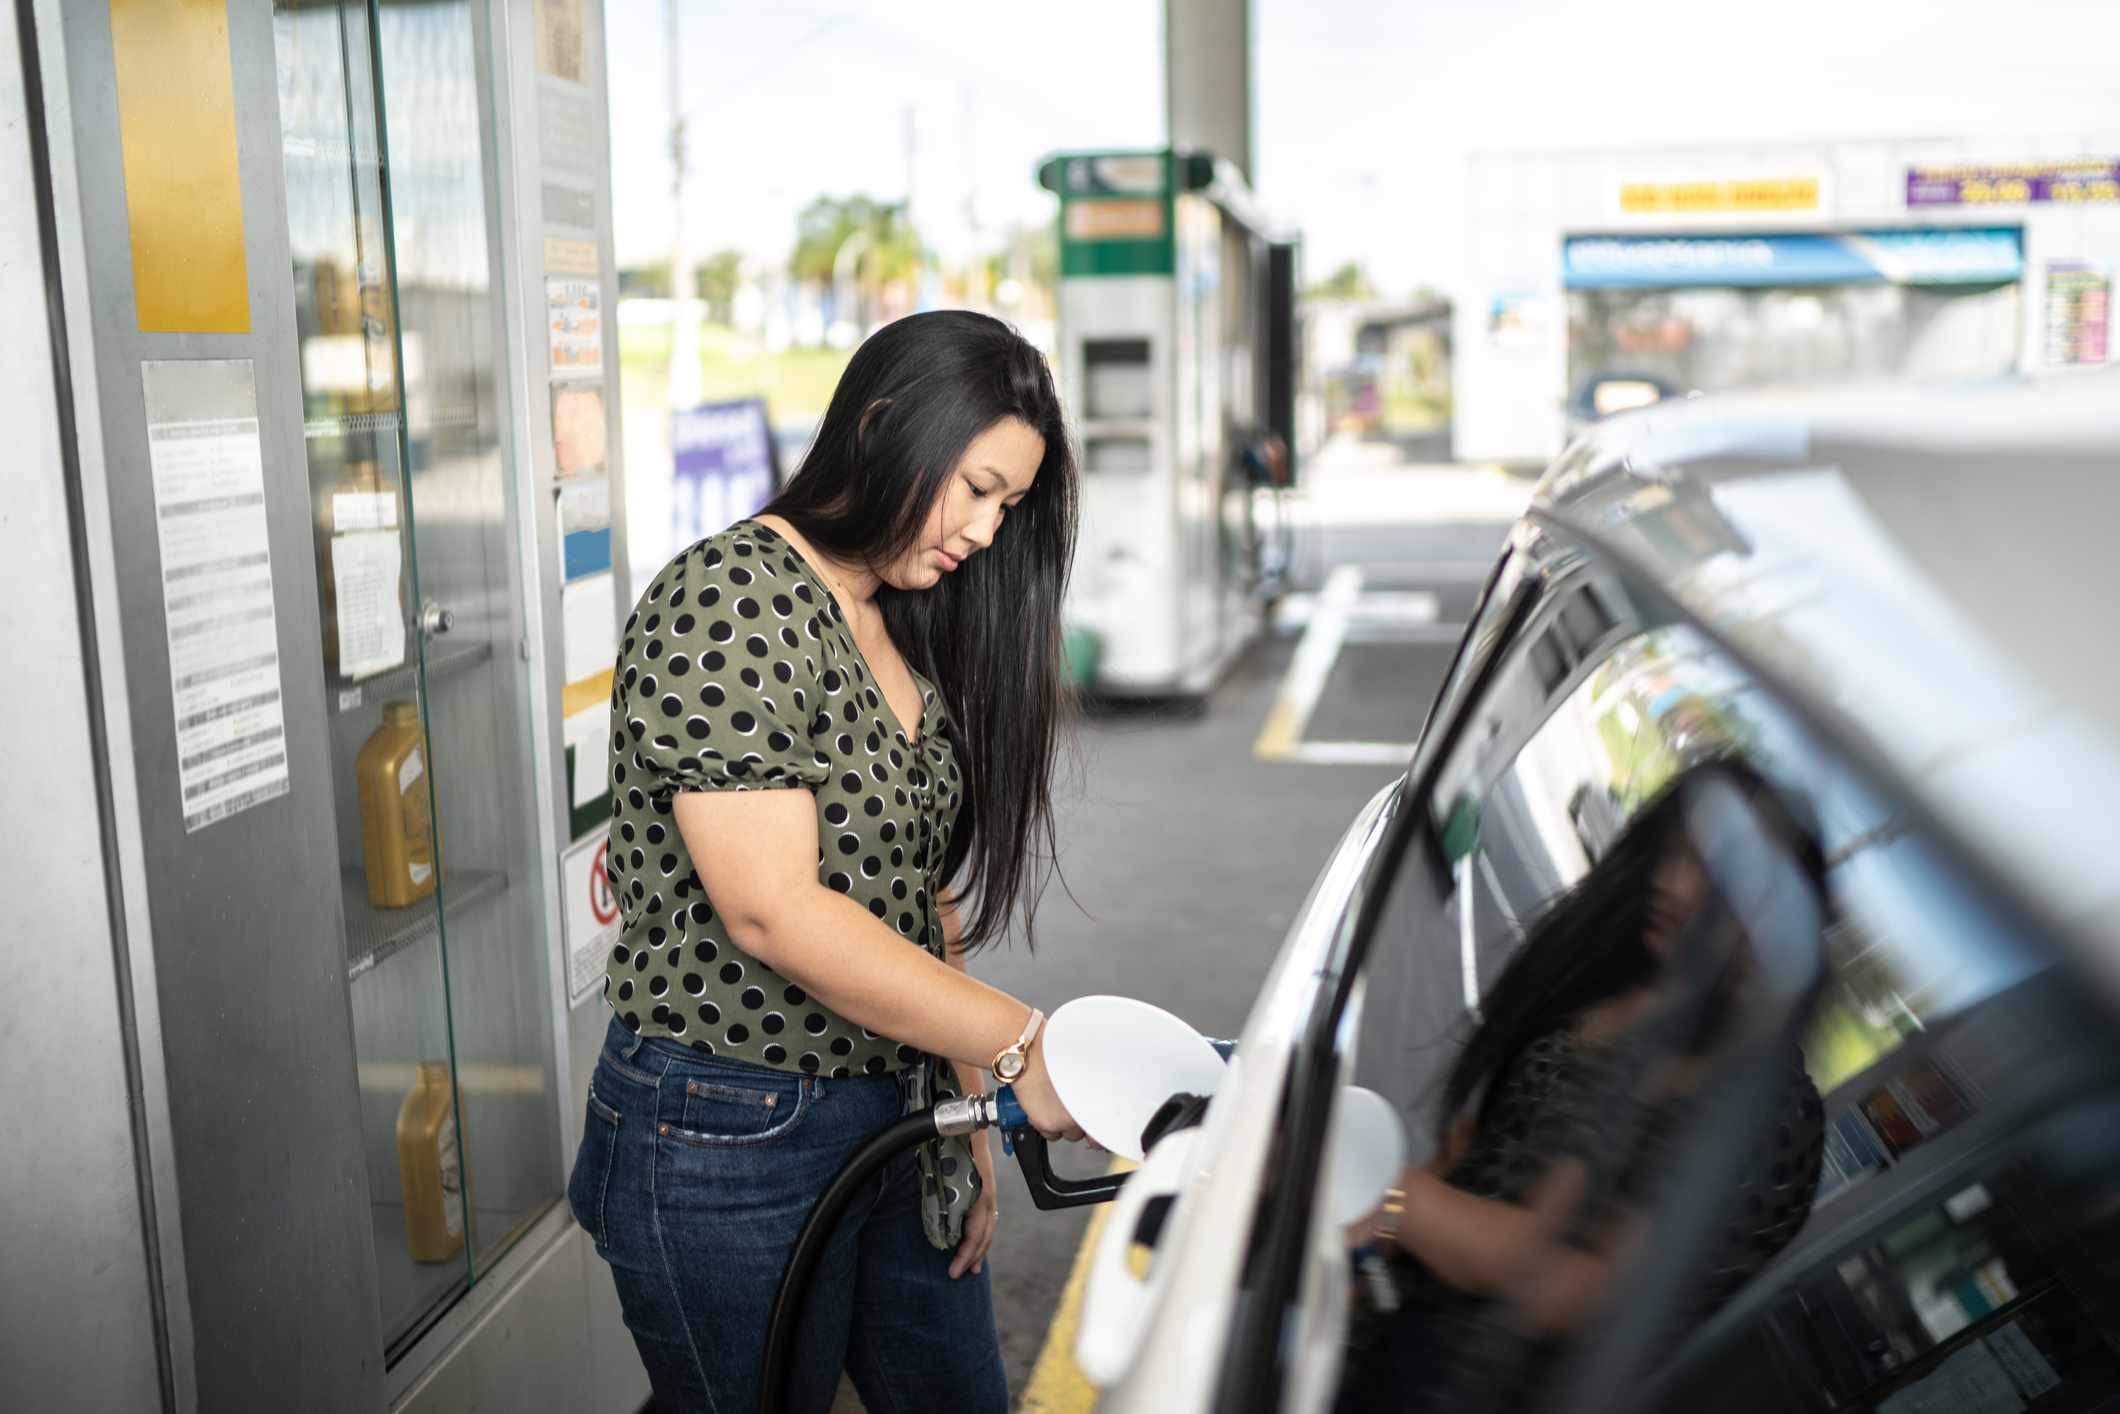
[1231,509,2120,1414]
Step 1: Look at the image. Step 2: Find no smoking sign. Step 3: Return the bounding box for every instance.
[563,833,622,1004]
[588,839,619,926]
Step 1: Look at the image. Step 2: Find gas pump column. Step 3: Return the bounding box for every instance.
[1037,149,1298,700]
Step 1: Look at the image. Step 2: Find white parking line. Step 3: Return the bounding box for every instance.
[1255,567,1459,765]
[1277,740,1422,766]
[1254,566,1365,760]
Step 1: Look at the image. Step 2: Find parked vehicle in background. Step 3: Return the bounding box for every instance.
[1075,372,2120,1413]
[1564,368,1680,435]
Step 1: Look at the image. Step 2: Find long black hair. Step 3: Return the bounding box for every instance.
[763,310,1079,952]
[1438,758,1823,1144]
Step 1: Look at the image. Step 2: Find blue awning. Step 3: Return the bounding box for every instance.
[1564,227,2024,290]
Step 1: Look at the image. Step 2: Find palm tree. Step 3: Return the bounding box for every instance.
[789,196,927,335]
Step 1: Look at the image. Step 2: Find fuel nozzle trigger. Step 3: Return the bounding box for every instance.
[989,1085,1127,1210]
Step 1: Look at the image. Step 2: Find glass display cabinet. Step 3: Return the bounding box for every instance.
[273,0,559,1357]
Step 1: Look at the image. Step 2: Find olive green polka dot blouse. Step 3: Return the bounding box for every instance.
[601,519,982,1248]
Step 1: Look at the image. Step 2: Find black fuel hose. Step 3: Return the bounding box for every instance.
[756,1055,1227,1414]
[757,1110,939,1414]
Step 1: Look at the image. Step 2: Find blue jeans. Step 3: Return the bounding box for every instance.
[569,1017,1007,1414]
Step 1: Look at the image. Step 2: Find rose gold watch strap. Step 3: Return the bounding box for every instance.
[994,1008,1043,1076]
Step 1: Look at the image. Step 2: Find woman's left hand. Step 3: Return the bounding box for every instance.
[950,1138,1001,1279]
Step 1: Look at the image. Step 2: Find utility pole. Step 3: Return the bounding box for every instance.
[1165,0,1253,181]
[961,85,984,312]
[666,0,702,408]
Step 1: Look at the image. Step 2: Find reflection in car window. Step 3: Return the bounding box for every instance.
[1341,757,1833,1414]
[1343,553,2103,1414]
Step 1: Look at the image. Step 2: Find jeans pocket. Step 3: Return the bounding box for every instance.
[661,1074,809,1148]
[566,1081,622,1247]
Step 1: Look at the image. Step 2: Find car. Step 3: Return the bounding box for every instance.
[1072,371,2120,1413]
[1563,369,1683,438]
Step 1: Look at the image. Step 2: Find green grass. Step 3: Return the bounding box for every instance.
[1381,387,1452,432]
[619,322,852,422]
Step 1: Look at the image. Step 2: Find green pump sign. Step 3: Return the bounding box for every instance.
[1039,150,1177,279]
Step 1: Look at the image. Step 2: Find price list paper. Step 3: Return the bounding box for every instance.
[143,360,291,832]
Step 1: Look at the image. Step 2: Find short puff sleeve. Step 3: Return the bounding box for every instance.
[617,560,831,796]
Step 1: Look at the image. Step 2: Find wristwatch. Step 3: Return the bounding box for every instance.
[991,1008,1045,1083]
[1374,1184,1407,1247]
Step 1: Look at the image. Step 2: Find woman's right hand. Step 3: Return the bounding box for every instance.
[1008,1037,1085,1143]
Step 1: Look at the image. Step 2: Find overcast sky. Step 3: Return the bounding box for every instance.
[605,0,2120,296]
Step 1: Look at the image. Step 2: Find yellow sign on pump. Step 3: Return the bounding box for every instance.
[110,0,251,333]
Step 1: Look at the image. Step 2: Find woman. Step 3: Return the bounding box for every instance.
[568,311,1084,1414]
[1336,761,1828,1413]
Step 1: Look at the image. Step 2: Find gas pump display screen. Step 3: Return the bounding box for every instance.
[1085,338,1153,420]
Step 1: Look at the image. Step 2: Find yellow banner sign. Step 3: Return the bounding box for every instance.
[1620,178,1820,215]
[112,0,250,332]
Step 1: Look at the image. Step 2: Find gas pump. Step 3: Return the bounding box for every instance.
[1037,149,1300,700]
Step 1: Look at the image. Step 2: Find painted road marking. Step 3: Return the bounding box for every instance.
[1255,566,1461,765]
[1254,565,1364,762]
[1019,1158,1137,1413]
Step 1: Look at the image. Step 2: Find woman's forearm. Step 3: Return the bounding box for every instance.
[1391,1170,1551,1294]
[1388,1168,1616,1333]
[746,884,1027,1075]
[940,897,989,1097]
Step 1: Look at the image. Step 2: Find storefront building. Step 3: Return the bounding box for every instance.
[1455,138,2120,465]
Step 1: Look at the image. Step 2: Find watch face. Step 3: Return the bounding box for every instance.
[995,1052,1025,1081]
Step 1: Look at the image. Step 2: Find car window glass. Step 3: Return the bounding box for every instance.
[1341,551,2103,1414]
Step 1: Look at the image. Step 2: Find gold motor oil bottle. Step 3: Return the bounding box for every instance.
[396,1061,467,1264]
[357,701,438,908]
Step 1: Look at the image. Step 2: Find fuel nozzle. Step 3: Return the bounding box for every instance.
[930,1086,1125,1209]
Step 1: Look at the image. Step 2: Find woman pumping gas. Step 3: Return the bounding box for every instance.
[567,311,1088,1414]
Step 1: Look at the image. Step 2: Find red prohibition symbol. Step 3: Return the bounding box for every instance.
[589,839,619,927]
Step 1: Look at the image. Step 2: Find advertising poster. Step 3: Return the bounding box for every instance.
[671,398,779,549]
[561,571,616,684]
[2045,259,2111,366]
[547,276,603,379]
[534,0,586,84]
[1907,159,2120,207]
[544,237,598,277]
[557,475,613,583]
[1618,176,1820,215]
[552,382,607,477]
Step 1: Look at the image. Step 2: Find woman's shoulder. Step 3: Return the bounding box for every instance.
[630,523,827,633]
[644,520,811,590]
[621,520,829,709]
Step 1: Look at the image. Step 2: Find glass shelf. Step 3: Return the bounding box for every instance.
[344,866,505,981]
[330,638,491,715]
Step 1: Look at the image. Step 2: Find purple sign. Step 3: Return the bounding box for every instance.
[1907,161,2120,207]
[671,398,779,552]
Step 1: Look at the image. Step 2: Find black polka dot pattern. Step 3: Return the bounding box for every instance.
[599,519,979,1247]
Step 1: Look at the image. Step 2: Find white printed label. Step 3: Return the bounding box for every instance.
[331,491,399,533]
[398,745,424,796]
[332,529,405,679]
[408,860,433,886]
[437,1110,463,1239]
[145,384,291,833]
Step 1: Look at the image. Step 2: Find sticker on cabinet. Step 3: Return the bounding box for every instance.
[142,359,290,831]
